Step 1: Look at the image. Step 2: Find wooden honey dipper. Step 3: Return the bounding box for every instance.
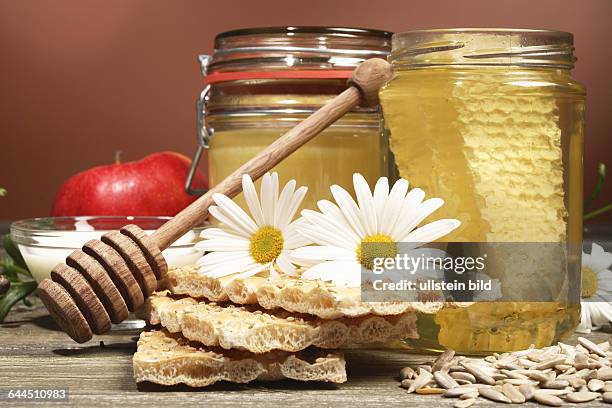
[37,58,393,343]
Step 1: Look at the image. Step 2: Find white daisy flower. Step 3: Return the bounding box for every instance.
[291,174,461,287]
[576,242,612,334]
[195,172,310,280]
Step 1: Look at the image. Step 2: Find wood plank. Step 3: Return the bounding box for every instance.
[0,301,610,407]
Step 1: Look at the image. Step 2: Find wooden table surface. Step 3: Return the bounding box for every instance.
[0,301,610,408]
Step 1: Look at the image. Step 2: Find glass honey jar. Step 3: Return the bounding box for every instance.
[379,29,585,353]
[188,27,391,211]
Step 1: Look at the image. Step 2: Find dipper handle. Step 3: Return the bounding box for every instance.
[151,58,392,250]
[36,58,392,343]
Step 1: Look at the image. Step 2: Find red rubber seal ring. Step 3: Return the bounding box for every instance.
[204,70,353,85]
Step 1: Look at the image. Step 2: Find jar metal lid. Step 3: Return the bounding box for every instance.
[206,26,392,75]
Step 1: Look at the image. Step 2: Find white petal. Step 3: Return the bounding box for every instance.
[373,177,390,221]
[197,250,248,266]
[283,186,308,227]
[260,173,276,225]
[276,253,297,276]
[196,238,250,252]
[300,209,359,248]
[199,227,245,241]
[242,174,265,226]
[588,243,612,272]
[199,256,256,278]
[588,302,612,326]
[296,221,355,249]
[291,245,354,264]
[353,173,377,235]
[317,199,353,232]
[273,179,296,228]
[331,184,365,237]
[235,262,269,279]
[405,187,425,205]
[576,304,593,334]
[393,198,444,240]
[301,260,361,287]
[283,218,312,249]
[402,219,461,243]
[212,193,258,234]
[380,178,409,234]
[208,206,251,238]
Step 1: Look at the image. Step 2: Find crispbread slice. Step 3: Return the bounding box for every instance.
[145,292,418,353]
[133,330,346,386]
[162,265,445,319]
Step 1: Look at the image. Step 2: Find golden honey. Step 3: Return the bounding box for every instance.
[199,27,391,210]
[208,104,384,210]
[380,29,585,353]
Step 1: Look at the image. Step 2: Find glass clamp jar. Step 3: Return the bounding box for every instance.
[379,29,586,353]
[185,26,392,212]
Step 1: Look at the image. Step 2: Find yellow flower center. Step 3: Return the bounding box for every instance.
[356,233,398,270]
[581,266,598,298]
[249,226,284,264]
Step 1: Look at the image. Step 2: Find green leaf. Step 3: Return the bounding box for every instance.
[3,235,29,273]
[584,202,612,221]
[585,162,606,210]
[0,281,37,323]
[0,260,31,281]
[0,188,6,197]
[0,260,19,280]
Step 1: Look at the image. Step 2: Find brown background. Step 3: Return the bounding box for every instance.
[0,0,610,222]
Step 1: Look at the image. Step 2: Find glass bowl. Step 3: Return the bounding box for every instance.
[10,216,204,283]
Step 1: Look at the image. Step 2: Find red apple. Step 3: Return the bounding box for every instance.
[51,151,207,217]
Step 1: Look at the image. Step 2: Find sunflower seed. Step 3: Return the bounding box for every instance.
[504,379,538,386]
[532,356,567,371]
[460,392,479,400]
[400,366,415,380]
[501,369,528,379]
[416,387,446,394]
[604,382,612,392]
[417,364,432,372]
[479,387,511,403]
[519,384,536,400]
[565,390,600,403]
[569,378,587,388]
[502,383,526,403]
[407,369,433,393]
[554,364,572,371]
[533,391,563,407]
[432,349,456,372]
[434,371,460,389]
[578,337,607,357]
[599,367,612,381]
[454,399,476,408]
[527,370,552,382]
[541,380,569,389]
[400,379,412,389]
[536,389,571,396]
[587,378,605,392]
[599,341,610,352]
[603,391,612,403]
[450,372,477,383]
[462,362,495,385]
[444,387,479,398]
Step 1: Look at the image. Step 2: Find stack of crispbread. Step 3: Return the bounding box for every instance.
[133,265,441,387]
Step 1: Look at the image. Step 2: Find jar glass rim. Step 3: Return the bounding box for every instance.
[391,28,575,69]
[215,26,392,41]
